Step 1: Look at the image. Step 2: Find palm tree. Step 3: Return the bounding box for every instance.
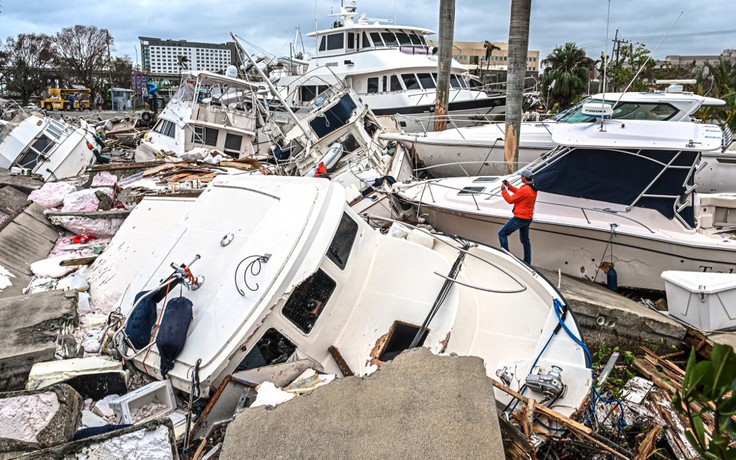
[483,41,500,84]
[541,42,593,109]
[504,0,531,174]
[697,59,736,129]
[177,55,189,81]
[434,0,455,131]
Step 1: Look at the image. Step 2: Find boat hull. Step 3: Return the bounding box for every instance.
[413,204,736,291]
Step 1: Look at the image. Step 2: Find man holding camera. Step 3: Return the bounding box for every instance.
[499,169,538,265]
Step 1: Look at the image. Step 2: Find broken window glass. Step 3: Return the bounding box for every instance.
[237,328,296,371]
[282,269,336,334]
[327,212,358,269]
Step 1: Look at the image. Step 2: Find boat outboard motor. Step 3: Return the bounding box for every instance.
[525,365,567,401]
[156,296,193,378]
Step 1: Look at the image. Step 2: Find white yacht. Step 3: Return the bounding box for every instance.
[274,0,505,132]
[393,120,736,291]
[135,70,263,163]
[0,109,99,181]
[383,89,736,192]
[102,175,591,417]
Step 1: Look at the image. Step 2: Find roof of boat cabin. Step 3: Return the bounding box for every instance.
[551,120,724,151]
[308,23,434,38]
[588,91,725,106]
[183,71,260,89]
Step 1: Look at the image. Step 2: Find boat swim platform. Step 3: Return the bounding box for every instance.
[536,268,687,349]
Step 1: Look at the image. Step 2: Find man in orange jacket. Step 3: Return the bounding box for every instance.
[499,168,538,265]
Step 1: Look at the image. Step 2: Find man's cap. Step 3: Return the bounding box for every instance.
[520,169,533,179]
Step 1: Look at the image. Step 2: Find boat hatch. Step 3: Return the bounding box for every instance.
[458,186,485,195]
[377,321,429,362]
[472,177,500,183]
[282,269,336,334]
[237,328,296,372]
[309,94,357,139]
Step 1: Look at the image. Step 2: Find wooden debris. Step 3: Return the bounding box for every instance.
[633,423,663,460]
[59,256,98,267]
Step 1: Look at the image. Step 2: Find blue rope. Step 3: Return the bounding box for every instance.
[552,299,626,438]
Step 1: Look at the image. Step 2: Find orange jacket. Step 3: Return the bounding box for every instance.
[501,183,538,219]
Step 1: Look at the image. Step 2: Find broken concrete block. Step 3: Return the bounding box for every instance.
[221,348,505,460]
[0,186,29,219]
[26,356,127,400]
[19,418,178,460]
[0,290,78,391]
[0,384,82,456]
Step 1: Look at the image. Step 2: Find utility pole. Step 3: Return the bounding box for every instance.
[504,0,531,175]
[434,0,455,132]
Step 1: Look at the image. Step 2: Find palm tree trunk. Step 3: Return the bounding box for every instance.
[504,0,532,174]
[434,0,455,132]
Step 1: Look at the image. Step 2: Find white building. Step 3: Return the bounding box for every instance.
[139,36,237,76]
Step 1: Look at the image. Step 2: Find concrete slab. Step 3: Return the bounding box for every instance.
[710,332,736,350]
[0,383,82,457]
[0,204,58,300]
[0,174,43,196]
[0,290,78,392]
[0,187,28,218]
[538,269,686,347]
[221,348,504,460]
[19,418,178,460]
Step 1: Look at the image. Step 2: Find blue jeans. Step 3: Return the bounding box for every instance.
[498,217,532,264]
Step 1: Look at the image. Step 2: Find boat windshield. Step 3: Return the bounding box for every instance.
[552,98,679,123]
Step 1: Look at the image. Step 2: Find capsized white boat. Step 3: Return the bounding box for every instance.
[135,70,262,162]
[107,175,592,417]
[0,109,100,180]
[393,119,736,291]
[383,89,736,193]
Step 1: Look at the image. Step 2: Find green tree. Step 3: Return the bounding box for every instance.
[482,40,500,84]
[606,41,655,92]
[3,33,55,105]
[541,42,593,110]
[53,25,113,95]
[696,58,736,129]
[674,344,736,459]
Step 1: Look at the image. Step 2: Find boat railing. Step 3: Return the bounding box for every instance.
[406,179,657,234]
[392,111,553,136]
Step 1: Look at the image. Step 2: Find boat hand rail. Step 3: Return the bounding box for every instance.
[363,213,528,292]
[403,180,658,234]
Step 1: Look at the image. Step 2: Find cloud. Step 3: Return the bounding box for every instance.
[1,0,732,64]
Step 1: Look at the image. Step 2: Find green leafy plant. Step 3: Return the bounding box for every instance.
[674,344,736,459]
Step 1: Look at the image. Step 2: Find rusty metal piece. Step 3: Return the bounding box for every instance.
[328,345,354,377]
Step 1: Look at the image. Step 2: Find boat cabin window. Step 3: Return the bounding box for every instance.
[395,32,411,46]
[224,133,242,154]
[300,85,330,103]
[327,212,359,269]
[370,32,385,48]
[327,33,344,51]
[282,269,336,334]
[347,33,356,51]
[193,125,218,146]
[467,78,483,89]
[154,120,177,138]
[362,32,371,48]
[408,32,423,46]
[319,36,326,52]
[367,77,379,94]
[401,73,420,90]
[458,186,485,195]
[16,135,53,170]
[382,76,388,93]
[237,328,296,371]
[449,75,462,88]
[381,32,398,47]
[554,99,680,123]
[417,73,436,89]
[390,75,403,92]
[377,321,428,362]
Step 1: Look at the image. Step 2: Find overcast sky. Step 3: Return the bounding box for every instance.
[1,0,734,67]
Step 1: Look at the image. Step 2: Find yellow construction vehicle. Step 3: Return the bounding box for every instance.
[41,88,91,111]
